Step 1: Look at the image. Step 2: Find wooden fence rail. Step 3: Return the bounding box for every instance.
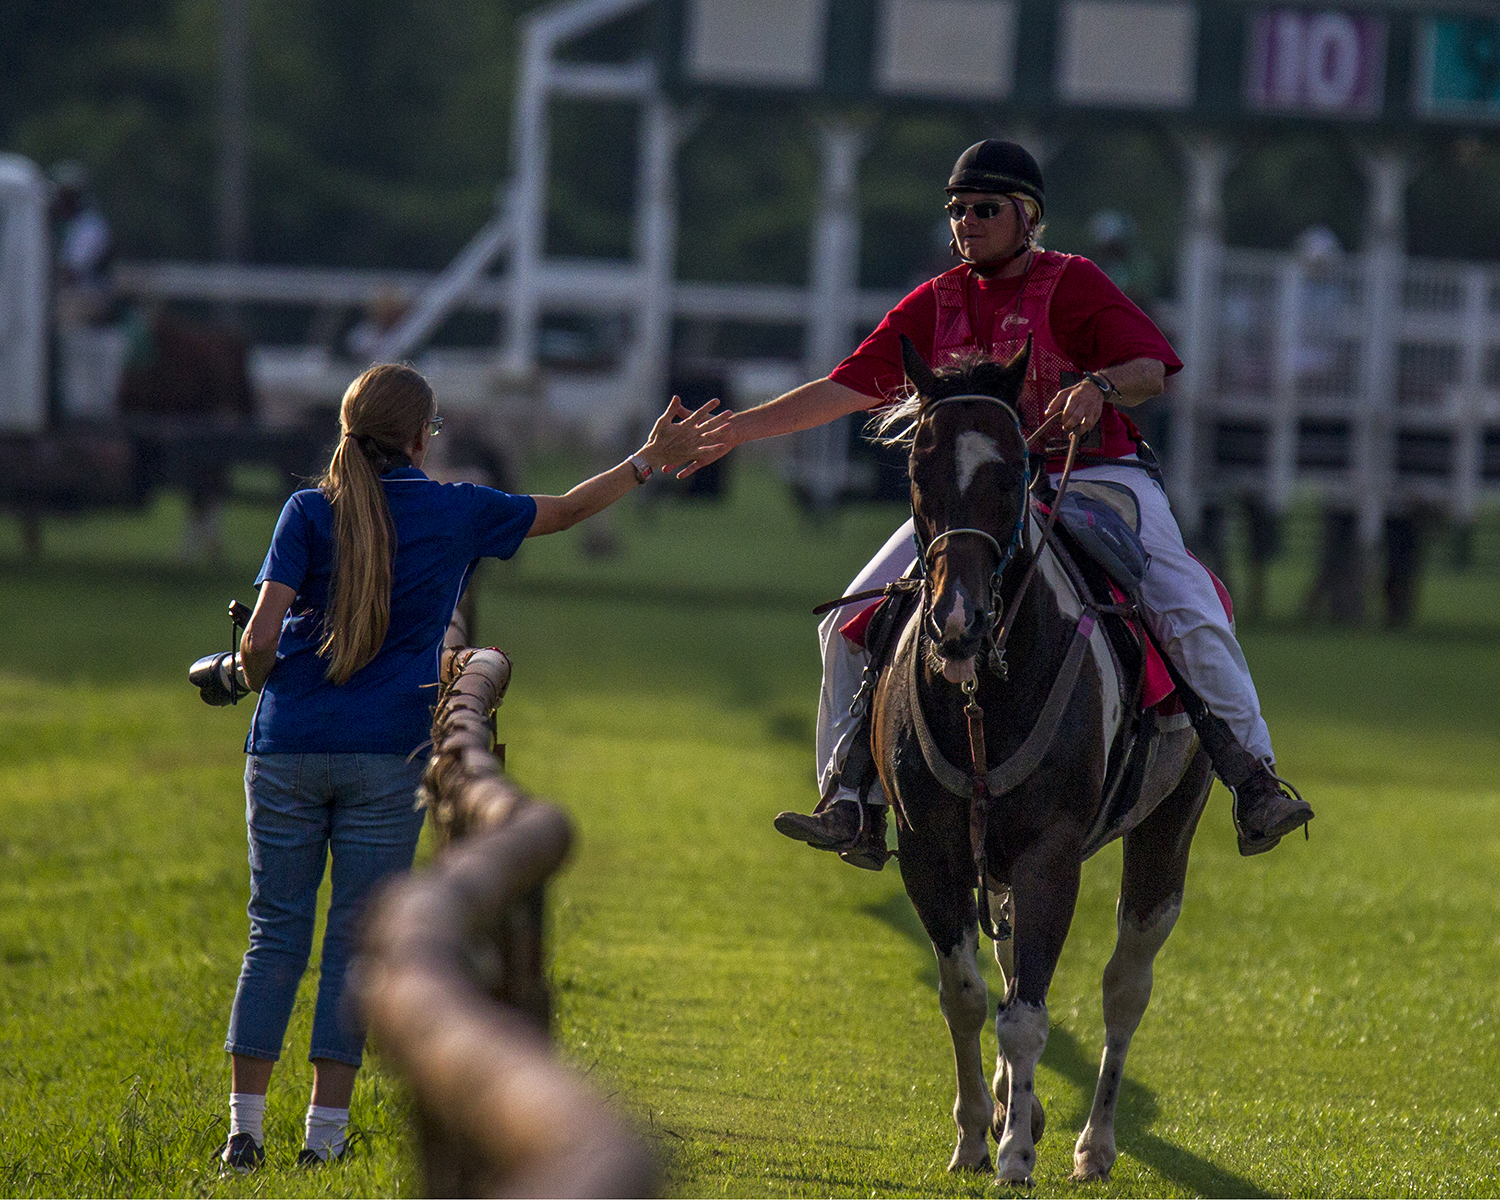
[356,636,659,1198]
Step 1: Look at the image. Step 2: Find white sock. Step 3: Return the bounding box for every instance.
[303,1104,349,1161]
[228,1092,266,1147]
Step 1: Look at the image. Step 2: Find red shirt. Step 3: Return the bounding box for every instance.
[829,256,1181,407]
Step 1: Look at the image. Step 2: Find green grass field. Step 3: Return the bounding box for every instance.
[0,469,1497,1198]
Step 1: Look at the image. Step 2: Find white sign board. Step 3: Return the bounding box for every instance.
[876,0,1018,99]
[686,0,828,87]
[1056,1,1197,109]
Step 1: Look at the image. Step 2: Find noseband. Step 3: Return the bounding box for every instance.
[913,394,1031,651]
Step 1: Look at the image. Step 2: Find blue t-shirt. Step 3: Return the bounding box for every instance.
[246,467,536,756]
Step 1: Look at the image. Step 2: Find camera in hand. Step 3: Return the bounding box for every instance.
[189,600,254,706]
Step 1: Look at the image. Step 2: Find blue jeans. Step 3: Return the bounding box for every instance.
[225,753,426,1068]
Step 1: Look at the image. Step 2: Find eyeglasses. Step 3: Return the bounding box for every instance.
[945,199,1008,221]
[427,415,444,436]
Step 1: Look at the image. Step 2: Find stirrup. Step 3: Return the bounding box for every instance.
[1233,767,1312,856]
[838,801,891,871]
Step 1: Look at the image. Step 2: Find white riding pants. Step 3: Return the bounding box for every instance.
[816,462,1275,805]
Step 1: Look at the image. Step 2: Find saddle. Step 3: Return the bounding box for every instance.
[837,480,1229,858]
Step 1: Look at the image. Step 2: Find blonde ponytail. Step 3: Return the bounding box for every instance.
[318,363,434,684]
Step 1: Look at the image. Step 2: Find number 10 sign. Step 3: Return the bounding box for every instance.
[1245,8,1388,118]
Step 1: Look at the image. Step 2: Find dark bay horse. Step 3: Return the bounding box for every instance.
[869,339,1213,1184]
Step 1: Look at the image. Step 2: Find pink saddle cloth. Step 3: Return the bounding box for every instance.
[841,555,1234,716]
[1115,554,1233,713]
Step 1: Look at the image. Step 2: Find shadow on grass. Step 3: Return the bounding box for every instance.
[862,893,1270,1199]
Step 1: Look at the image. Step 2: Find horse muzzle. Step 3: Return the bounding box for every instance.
[926,598,988,683]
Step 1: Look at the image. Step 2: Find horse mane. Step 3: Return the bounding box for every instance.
[866,351,1021,448]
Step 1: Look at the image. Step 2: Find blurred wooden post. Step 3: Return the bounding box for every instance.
[357,618,658,1198]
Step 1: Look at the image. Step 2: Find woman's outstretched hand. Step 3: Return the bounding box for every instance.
[638,395,733,478]
[527,396,733,536]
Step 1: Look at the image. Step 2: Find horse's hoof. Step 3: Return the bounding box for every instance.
[994,1150,1036,1187]
[947,1154,991,1174]
[1072,1133,1115,1182]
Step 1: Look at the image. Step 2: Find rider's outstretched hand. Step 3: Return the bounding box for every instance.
[638,395,733,479]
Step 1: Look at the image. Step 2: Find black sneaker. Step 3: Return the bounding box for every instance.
[296,1145,345,1167]
[217,1132,264,1175]
[1233,767,1313,856]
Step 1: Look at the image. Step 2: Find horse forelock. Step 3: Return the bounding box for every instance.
[868,352,1025,448]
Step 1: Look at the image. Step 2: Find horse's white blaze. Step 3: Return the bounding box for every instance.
[955,431,1002,494]
[1074,898,1181,1181]
[936,926,994,1171]
[942,580,974,641]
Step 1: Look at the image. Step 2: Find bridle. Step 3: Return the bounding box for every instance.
[912,394,1032,662]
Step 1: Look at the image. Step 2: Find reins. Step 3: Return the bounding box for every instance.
[946,423,1081,942]
[807,394,1093,945]
[912,402,1084,944]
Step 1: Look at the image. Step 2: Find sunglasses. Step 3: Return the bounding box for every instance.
[427,415,444,436]
[945,199,1009,221]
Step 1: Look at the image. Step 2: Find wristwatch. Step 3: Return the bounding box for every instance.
[1082,370,1121,401]
[628,452,653,484]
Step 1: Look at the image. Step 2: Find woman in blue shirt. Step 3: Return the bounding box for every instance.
[218,363,726,1172]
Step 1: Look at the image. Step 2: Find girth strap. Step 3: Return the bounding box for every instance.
[901,604,1097,798]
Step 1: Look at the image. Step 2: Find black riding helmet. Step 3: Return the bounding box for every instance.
[946,139,1045,215]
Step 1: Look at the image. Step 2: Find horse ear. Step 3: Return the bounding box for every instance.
[1005,334,1033,379]
[900,335,939,396]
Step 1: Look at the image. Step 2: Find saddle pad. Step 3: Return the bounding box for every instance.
[1058,493,1150,593]
[1113,554,1234,712]
[841,599,882,650]
[841,548,1234,714]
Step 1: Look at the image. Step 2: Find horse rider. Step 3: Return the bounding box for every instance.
[701,139,1314,866]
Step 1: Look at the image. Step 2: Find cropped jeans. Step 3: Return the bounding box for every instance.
[225,753,426,1068]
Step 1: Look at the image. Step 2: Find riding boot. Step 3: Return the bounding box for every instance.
[774,717,889,870]
[773,796,890,869]
[1187,700,1314,856]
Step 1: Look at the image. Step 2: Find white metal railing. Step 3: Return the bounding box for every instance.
[112,258,904,330]
[1203,248,1500,521]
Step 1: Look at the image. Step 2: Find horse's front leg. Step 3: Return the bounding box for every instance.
[896,794,995,1174]
[987,886,1045,1149]
[993,832,1081,1186]
[934,923,995,1172]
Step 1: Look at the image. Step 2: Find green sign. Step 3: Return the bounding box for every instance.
[1418,16,1500,120]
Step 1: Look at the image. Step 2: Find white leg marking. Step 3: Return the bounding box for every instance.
[1073,897,1182,1182]
[955,431,1002,494]
[936,926,994,1172]
[988,888,1014,988]
[1037,524,1083,620]
[1088,619,1124,753]
[993,1000,1049,1185]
